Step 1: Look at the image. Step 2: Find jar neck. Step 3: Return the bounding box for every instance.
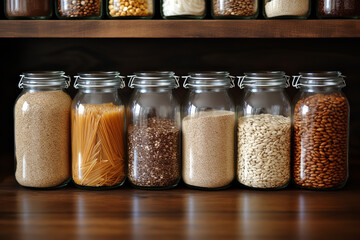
[244,87,286,93]
[298,86,343,93]
[135,87,174,93]
[189,87,229,93]
[23,85,65,92]
[77,87,119,93]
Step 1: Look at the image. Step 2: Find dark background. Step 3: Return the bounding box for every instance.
[0,38,359,162]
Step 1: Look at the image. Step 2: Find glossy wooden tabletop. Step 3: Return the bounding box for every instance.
[1,163,360,240]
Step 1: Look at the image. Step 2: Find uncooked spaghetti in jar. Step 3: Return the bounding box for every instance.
[71,72,126,189]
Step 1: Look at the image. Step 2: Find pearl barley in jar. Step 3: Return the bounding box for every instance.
[292,72,349,190]
[107,0,154,18]
[237,72,291,189]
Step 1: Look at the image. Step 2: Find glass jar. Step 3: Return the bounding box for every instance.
[292,71,349,190]
[107,0,154,18]
[161,0,206,19]
[182,72,235,190]
[237,72,291,189]
[56,0,103,19]
[72,72,126,189]
[317,0,360,18]
[14,71,72,189]
[5,0,52,19]
[212,0,259,19]
[263,0,311,19]
[127,72,181,189]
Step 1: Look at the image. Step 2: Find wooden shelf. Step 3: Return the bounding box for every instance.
[0,171,360,239]
[0,153,359,239]
[0,20,360,38]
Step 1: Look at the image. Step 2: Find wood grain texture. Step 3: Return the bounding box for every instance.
[0,20,360,38]
[0,160,359,240]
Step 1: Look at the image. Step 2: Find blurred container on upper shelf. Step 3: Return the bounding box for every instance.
[211,0,259,19]
[107,0,154,19]
[317,0,360,19]
[263,0,311,19]
[56,0,103,19]
[5,0,53,19]
[161,0,206,19]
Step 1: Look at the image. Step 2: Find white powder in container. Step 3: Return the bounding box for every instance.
[265,0,309,18]
[182,110,235,189]
[15,90,71,188]
[162,0,206,17]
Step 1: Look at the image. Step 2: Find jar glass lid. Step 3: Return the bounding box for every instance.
[74,71,125,89]
[18,71,70,89]
[238,71,289,89]
[292,71,346,88]
[183,71,234,88]
[128,71,179,88]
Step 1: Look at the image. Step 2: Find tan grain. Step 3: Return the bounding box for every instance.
[15,90,71,188]
[182,110,235,189]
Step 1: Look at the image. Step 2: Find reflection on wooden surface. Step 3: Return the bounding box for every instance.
[0,173,359,240]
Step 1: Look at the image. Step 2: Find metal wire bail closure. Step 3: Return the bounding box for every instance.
[74,72,124,89]
[118,75,126,89]
[292,75,302,89]
[18,75,25,89]
[128,72,178,88]
[237,76,246,89]
[293,72,346,88]
[183,72,233,88]
[18,72,69,89]
[64,75,71,89]
[285,75,290,88]
[229,76,235,88]
[128,75,136,88]
[73,75,80,89]
[182,76,190,89]
[174,76,180,88]
[339,75,347,87]
[238,72,289,89]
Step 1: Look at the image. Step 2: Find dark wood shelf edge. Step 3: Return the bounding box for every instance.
[0,20,359,38]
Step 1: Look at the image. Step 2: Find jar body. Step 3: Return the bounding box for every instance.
[182,88,235,189]
[263,0,311,19]
[292,88,349,190]
[56,0,103,19]
[211,0,259,19]
[161,0,206,19]
[14,87,71,188]
[5,0,52,19]
[317,0,360,18]
[127,88,181,189]
[237,88,291,189]
[107,0,154,18]
[71,88,126,189]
